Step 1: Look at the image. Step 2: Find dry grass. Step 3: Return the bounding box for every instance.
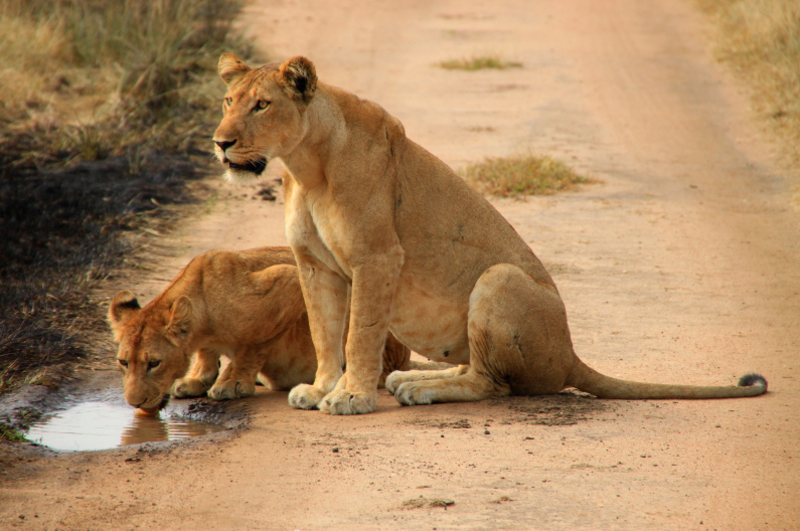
[438,56,522,71]
[0,0,253,174]
[462,154,594,197]
[696,0,800,168]
[403,497,455,509]
[0,0,252,396]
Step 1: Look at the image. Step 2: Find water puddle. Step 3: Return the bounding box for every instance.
[25,401,224,452]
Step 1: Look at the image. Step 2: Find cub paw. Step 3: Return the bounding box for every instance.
[208,379,256,400]
[318,389,376,415]
[288,383,326,410]
[172,377,211,398]
[394,382,434,406]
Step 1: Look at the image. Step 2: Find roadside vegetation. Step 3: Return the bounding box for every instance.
[438,56,522,71]
[462,154,593,197]
[696,0,800,168]
[0,0,253,398]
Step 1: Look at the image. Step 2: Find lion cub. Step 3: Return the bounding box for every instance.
[108,247,416,414]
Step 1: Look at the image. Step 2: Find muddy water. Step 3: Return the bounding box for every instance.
[25,401,224,452]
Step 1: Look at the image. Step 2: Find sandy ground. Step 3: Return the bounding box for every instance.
[2,0,800,529]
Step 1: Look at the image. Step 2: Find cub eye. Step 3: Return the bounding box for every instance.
[255,99,270,111]
[224,97,233,106]
[118,359,129,368]
[148,360,161,370]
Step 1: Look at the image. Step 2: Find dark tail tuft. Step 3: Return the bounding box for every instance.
[738,373,768,389]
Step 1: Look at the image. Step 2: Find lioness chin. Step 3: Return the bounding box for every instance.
[212,54,766,415]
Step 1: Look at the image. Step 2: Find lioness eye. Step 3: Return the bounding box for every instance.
[224,97,233,106]
[118,359,128,368]
[256,100,270,111]
[148,360,161,369]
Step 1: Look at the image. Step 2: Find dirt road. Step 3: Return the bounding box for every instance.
[3,0,799,529]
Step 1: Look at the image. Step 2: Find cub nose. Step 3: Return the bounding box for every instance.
[214,139,236,152]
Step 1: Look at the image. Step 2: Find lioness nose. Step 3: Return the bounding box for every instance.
[214,139,236,152]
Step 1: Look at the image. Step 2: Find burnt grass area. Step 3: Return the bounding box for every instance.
[0,149,210,396]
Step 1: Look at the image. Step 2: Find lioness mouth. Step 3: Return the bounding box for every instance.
[229,158,268,175]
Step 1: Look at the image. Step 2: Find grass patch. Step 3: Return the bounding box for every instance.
[0,0,253,174]
[438,56,522,71]
[0,0,253,395]
[0,424,28,443]
[462,154,594,197]
[0,407,42,443]
[696,0,800,168]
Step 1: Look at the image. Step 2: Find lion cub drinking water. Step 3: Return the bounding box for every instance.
[212,55,766,415]
[108,247,422,415]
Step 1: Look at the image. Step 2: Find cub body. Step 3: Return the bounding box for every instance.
[108,247,414,412]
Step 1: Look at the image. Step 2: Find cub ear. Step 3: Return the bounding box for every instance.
[109,290,141,335]
[279,56,317,104]
[219,53,251,85]
[166,296,194,343]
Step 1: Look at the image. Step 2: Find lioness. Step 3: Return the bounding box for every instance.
[108,247,419,414]
[212,54,767,415]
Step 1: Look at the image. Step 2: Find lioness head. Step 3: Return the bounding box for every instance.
[108,290,195,413]
[213,54,317,182]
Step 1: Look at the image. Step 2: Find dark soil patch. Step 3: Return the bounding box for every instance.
[489,390,612,426]
[0,149,211,399]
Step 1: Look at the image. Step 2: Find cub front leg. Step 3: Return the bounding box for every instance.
[208,344,268,400]
[318,248,404,415]
[172,347,220,398]
[287,254,349,410]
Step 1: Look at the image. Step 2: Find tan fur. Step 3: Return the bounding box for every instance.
[212,55,767,415]
[108,247,419,411]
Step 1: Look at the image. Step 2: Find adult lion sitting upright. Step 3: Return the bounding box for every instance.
[212,54,767,415]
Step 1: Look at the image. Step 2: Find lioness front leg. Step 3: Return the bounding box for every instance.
[172,347,220,398]
[318,249,404,415]
[287,255,349,410]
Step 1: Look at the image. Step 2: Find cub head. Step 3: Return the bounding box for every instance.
[108,290,195,413]
[213,54,317,182]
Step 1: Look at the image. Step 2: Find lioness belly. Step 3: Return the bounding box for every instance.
[389,284,470,365]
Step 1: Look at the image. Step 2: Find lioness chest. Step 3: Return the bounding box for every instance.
[284,173,472,365]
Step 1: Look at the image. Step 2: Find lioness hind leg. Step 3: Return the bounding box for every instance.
[208,344,266,400]
[385,365,468,394]
[393,264,572,405]
[172,347,220,398]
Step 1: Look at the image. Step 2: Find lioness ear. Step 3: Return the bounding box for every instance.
[166,296,193,342]
[109,290,141,336]
[219,53,251,85]
[279,56,317,103]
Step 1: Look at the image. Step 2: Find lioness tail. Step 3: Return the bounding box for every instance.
[566,359,767,399]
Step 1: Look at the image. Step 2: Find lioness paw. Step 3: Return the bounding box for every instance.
[384,371,406,394]
[208,379,256,400]
[394,382,435,406]
[318,389,376,415]
[288,383,326,410]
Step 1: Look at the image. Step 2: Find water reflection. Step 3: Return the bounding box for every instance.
[25,401,223,452]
